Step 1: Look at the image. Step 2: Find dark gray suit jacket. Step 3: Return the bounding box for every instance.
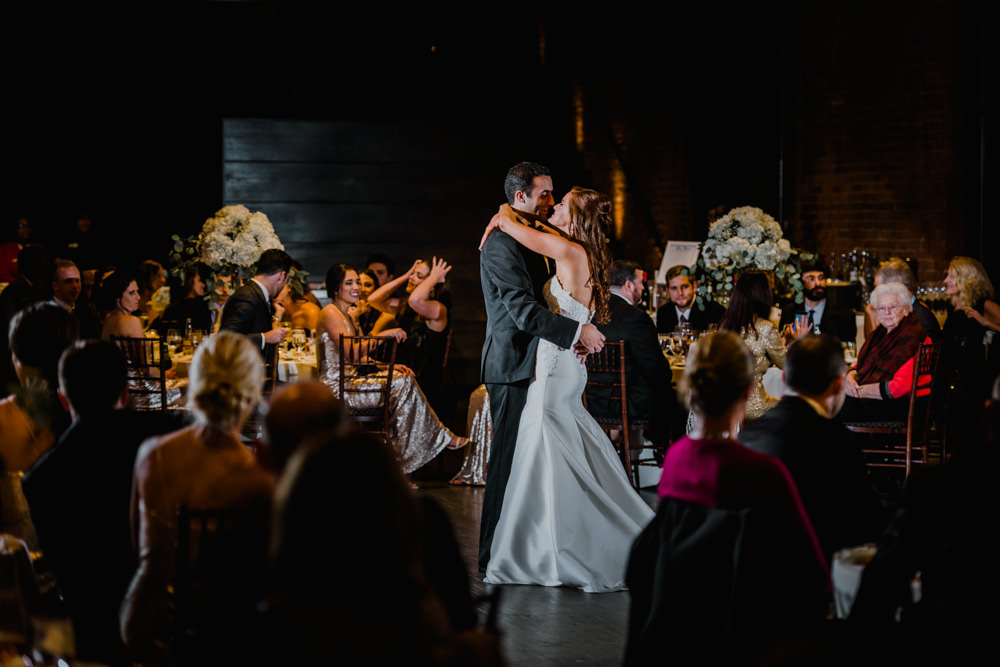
[219,280,272,349]
[479,229,578,385]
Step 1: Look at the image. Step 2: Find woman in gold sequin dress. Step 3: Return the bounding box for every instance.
[316,264,466,474]
[718,270,807,421]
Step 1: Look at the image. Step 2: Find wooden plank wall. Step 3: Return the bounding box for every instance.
[221,118,521,420]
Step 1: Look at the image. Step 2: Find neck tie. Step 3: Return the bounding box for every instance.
[679,313,687,325]
[807,309,815,328]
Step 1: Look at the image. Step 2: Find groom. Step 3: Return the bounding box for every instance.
[478,161,605,571]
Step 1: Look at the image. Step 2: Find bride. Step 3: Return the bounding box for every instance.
[481,187,655,593]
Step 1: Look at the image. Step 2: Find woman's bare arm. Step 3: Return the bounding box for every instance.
[407,256,450,330]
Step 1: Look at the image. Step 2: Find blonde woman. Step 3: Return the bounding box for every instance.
[120,332,274,662]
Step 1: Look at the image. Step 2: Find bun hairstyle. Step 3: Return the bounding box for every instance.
[679,330,754,417]
[565,186,613,325]
[187,331,263,428]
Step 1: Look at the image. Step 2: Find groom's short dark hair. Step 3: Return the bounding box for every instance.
[610,260,642,287]
[504,162,551,205]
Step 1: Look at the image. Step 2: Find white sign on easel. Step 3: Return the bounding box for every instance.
[655,241,701,284]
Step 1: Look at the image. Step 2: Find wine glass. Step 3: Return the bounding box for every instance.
[166,329,181,354]
[292,328,307,354]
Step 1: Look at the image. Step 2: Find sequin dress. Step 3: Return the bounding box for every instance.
[449,384,492,486]
[317,332,456,474]
[742,317,786,420]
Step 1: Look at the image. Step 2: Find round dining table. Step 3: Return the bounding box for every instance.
[170,344,318,382]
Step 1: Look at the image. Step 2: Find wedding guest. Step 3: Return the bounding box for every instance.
[778,258,857,345]
[938,256,999,453]
[119,332,274,664]
[348,267,386,334]
[157,262,213,335]
[625,330,829,665]
[839,282,929,423]
[0,216,39,283]
[0,301,77,473]
[740,334,887,561]
[863,257,941,341]
[261,380,347,475]
[718,270,804,421]
[135,259,168,324]
[22,340,185,667]
[315,263,466,478]
[586,259,675,445]
[219,248,292,358]
[274,264,320,333]
[49,258,100,338]
[365,252,396,287]
[259,430,497,666]
[0,245,52,395]
[99,270,145,339]
[655,264,724,334]
[368,257,453,411]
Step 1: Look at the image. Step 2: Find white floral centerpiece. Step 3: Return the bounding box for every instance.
[199,205,284,276]
[167,205,286,305]
[692,206,814,308]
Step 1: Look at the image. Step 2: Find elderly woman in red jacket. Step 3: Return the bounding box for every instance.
[839,281,930,423]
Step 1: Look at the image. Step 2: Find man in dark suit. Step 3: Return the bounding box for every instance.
[49,258,101,338]
[219,248,292,361]
[655,264,725,334]
[478,161,605,570]
[586,259,675,444]
[740,334,886,561]
[22,340,187,666]
[778,259,857,345]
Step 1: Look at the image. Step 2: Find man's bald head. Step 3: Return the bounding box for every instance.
[263,381,346,472]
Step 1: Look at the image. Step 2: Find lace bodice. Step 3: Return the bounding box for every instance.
[544,276,592,325]
[536,276,592,378]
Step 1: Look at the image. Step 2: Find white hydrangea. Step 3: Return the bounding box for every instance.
[199,205,284,271]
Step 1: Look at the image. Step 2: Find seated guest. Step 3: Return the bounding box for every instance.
[839,282,929,423]
[349,267,386,334]
[274,262,321,333]
[259,430,496,666]
[0,245,52,396]
[368,257,453,412]
[655,264,724,334]
[864,257,941,342]
[119,332,274,664]
[718,270,804,421]
[365,251,396,287]
[261,380,347,475]
[625,330,829,665]
[847,376,1000,662]
[316,263,466,478]
[22,340,187,667]
[0,215,40,283]
[779,257,858,345]
[156,262,213,335]
[135,259,168,325]
[49,258,101,338]
[0,302,77,473]
[740,334,887,561]
[586,259,675,444]
[99,270,145,339]
[939,256,999,453]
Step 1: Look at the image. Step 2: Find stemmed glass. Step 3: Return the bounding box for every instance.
[291,328,307,355]
[166,329,182,355]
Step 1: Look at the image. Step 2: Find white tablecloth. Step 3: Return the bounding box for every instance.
[170,348,317,382]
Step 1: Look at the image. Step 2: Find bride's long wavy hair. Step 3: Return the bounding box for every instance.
[565,186,613,325]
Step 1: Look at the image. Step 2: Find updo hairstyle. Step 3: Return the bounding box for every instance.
[187,331,263,428]
[679,330,754,417]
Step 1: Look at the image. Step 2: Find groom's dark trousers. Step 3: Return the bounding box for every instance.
[479,227,578,571]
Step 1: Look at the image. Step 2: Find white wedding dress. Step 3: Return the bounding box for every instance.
[484,276,655,593]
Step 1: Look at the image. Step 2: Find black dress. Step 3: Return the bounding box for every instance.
[396,293,451,412]
[939,298,999,450]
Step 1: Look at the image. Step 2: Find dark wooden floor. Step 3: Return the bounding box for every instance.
[416,481,658,666]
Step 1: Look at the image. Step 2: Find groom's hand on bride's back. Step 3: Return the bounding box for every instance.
[577,323,605,354]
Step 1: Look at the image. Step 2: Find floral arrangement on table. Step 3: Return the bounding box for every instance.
[167,205,304,305]
[691,206,816,309]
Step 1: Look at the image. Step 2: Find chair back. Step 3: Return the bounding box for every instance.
[339,335,397,441]
[172,504,271,664]
[583,341,634,482]
[110,335,169,411]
